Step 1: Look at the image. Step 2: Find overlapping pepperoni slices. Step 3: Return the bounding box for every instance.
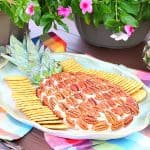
[36,72,139,131]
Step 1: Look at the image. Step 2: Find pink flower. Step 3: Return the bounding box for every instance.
[25,3,35,16]
[80,0,93,14]
[57,6,72,18]
[124,25,135,37]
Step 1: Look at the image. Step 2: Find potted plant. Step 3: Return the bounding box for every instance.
[31,0,150,49]
[72,0,150,48]
[0,0,71,45]
[0,0,31,44]
[1,0,150,48]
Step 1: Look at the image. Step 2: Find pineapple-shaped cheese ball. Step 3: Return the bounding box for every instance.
[143,40,150,70]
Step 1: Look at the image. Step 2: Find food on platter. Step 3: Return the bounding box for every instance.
[60,58,145,102]
[0,46,8,69]
[4,76,28,81]
[2,53,146,133]
[1,35,62,84]
[0,58,8,69]
[4,76,68,130]
[1,51,149,140]
[131,89,147,103]
[37,72,139,131]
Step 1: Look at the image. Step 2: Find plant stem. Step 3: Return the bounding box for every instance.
[138,3,144,21]
[45,0,51,14]
[115,0,118,21]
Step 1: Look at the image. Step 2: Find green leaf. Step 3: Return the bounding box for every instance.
[43,21,52,33]
[142,4,150,20]
[32,9,41,25]
[71,0,82,16]
[56,19,69,32]
[100,4,111,14]
[120,2,140,16]
[120,14,139,27]
[84,14,91,25]
[40,13,54,26]
[19,9,29,23]
[93,17,100,27]
[104,18,121,32]
[93,4,103,27]
[104,19,118,28]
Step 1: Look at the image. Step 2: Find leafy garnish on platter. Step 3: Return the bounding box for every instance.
[1,35,62,84]
[0,46,8,69]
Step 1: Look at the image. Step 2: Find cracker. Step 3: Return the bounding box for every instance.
[36,120,63,124]
[16,103,42,108]
[13,91,36,95]
[20,106,49,111]
[16,100,41,104]
[7,82,32,85]
[27,114,56,119]
[4,76,28,81]
[42,124,68,129]
[13,96,38,100]
[8,86,34,91]
[22,107,53,113]
[60,58,84,72]
[15,101,40,105]
[28,116,57,121]
[31,116,58,121]
[107,75,123,83]
[24,109,53,115]
[6,80,32,85]
[14,99,39,103]
[15,97,40,101]
[7,84,33,88]
[14,97,39,100]
[11,88,35,91]
[125,84,143,94]
[6,79,31,82]
[131,89,147,102]
[16,103,41,107]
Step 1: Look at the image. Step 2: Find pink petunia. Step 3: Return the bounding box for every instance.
[25,3,35,16]
[80,0,93,14]
[57,6,72,18]
[124,25,135,37]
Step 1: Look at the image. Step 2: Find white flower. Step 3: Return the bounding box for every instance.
[146,49,150,58]
[147,40,150,47]
[110,32,129,41]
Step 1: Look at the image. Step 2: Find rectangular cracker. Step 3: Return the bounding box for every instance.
[42,124,68,130]
[36,120,63,124]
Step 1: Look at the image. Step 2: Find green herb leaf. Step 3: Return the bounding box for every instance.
[120,2,140,16]
[120,14,139,27]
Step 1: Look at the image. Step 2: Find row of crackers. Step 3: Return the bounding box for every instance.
[4,76,68,130]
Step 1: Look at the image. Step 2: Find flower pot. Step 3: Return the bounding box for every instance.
[0,13,28,45]
[75,15,150,49]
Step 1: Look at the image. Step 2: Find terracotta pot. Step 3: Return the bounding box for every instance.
[75,15,150,49]
[0,12,28,45]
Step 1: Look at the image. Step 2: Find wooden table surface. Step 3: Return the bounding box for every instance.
[14,19,149,150]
